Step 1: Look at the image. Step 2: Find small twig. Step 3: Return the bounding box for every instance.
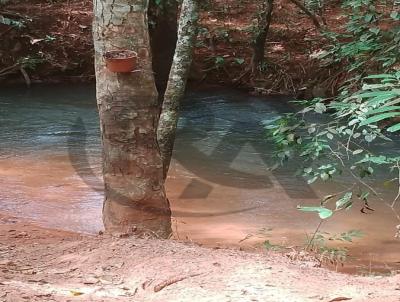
[391,161,400,208]
[306,220,324,251]
[238,233,253,243]
[348,169,381,198]
[20,66,31,87]
[287,0,323,31]
[0,63,19,75]
[345,124,356,160]
[233,67,251,83]
[153,273,202,292]
[0,26,12,37]
[173,217,180,240]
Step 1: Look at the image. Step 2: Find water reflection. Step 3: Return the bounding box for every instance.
[0,85,399,274]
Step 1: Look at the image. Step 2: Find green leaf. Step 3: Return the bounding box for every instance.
[365,74,395,79]
[390,11,399,20]
[263,240,283,251]
[356,155,389,164]
[304,167,313,174]
[362,83,393,90]
[234,58,245,65]
[308,126,316,134]
[348,118,360,126]
[364,13,373,22]
[365,106,400,116]
[315,103,327,114]
[297,206,333,219]
[320,172,329,181]
[336,192,353,210]
[387,123,400,132]
[361,93,398,105]
[321,194,335,205]
[358,191,369,201]
[359,112,400,126]
[365,133,376,142]
[369,27,380,35]
[307,176,318,184]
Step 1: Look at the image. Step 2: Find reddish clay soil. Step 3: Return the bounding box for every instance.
[0,0,341,94]
[1,213,399,302]
[0,0,94,83]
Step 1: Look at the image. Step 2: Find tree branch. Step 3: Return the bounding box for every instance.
[287,0,323,31]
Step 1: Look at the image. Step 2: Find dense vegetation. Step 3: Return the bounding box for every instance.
[268,0,400,233]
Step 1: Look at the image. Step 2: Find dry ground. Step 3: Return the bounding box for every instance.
[1,214,399,302]
[1,0,340,94]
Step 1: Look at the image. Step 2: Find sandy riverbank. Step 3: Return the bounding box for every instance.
[0,214,399,302]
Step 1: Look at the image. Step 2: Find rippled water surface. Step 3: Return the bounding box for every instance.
[0,85,399,274]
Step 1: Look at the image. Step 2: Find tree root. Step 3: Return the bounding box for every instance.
[0,63,31,87]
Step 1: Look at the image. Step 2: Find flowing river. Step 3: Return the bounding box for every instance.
[0,84,399,274]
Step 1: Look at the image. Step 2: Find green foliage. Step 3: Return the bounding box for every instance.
[213,28,232,42]
[234,57,245,65]
[317,0,400,74]
[44,35,57,42]
[18,56,43,70]
[297,206,333,219]
[0,15,25,28]
[304,0,323,13]
[306,230,363,266]
[267,0,400,222]
[263,240,284,251]
[214,56,225,68]
[329,229,364,242]
[268,75,400,218]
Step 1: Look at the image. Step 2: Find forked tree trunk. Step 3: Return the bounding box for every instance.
[251,0,274,73]
[157,0,200,178]
[93,0,171,237]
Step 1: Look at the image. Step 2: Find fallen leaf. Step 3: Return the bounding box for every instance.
[30,39,44,45]
[329,297,352,302]
[70,290,84,296]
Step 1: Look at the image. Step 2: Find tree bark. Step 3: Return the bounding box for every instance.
[148,0,178,98]
[251,0,274,74]
[93,0,171,237]
[157,0,200,178]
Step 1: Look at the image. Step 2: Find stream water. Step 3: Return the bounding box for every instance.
[0,84,399,274]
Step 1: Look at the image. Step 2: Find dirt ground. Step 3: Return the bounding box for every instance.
[0,0,340,95]
[1,3,400,301]
[1,214,399,302]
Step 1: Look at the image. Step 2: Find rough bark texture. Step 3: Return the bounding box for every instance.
[157,0,199,178]
[93,0,171,237]
[148,0,178,98]
[251,0,274,73]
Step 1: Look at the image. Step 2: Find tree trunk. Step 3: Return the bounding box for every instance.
[251,0,274,74]
[288,0,322,31]
[93,0,171,237]
[148,0,178,98]
[157,0,200,178]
